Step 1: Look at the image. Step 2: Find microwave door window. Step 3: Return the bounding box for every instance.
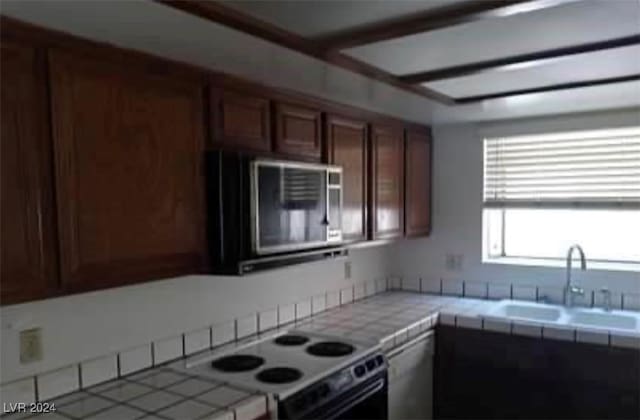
[257,166,327,251]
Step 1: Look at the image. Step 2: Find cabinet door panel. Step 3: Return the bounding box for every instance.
[212,88,271,152]
[326,116,368,242]
[49,51,205,289]
[435,325,640,419]
[371,125,404,239]
[1,42,57,304]
[405,130,432,237]
[275,103,322,160]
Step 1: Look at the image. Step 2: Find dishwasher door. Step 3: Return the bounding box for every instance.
[387,331,434,420]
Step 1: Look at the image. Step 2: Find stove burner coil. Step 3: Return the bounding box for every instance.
[211,355,265,372]
[274,335,310,346]
[306,341,355,357]
[256,367,303,384]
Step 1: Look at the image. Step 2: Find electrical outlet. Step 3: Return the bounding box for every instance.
[445,254,457,271]
[445,254,464,272]
[344,261,352,279]
[20,328,42,364]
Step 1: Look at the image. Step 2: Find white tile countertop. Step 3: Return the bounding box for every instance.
[4,291,639,419]
[296,292,640,350]
[2,368,267,420]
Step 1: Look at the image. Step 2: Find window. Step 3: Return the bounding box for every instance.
[482,126,640,269]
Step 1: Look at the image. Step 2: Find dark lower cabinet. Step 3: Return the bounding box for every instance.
[434,325,639,420]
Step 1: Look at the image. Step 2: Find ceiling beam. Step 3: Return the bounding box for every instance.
[315,0,580,51]
[400,35,640,83]
[454,74,640,104]
[154,0,455,105]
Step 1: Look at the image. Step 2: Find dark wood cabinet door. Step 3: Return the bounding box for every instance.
[371,124,404,239]
[326,115,368,242]
[211,88,271,152]
[405,129,432,237]
[435,326,640,420]
[275,102,322,160]
[1,42,57,304]
[49,51,206,290]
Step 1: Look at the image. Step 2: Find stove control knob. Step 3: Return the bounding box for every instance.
[366,358,377,371]
[354,365,366,378]
[376,355,385,367]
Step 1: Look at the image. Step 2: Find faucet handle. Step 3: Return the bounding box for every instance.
[570,285,585,295]
[600,287,612,311]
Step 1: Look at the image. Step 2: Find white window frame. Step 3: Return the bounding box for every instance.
[481,126,640,272]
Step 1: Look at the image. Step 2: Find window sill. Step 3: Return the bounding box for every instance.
[483,256,640,273]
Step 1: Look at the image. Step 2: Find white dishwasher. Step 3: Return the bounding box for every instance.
[387,331,435,420]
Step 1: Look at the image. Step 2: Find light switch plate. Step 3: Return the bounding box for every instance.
[20,328,43,363]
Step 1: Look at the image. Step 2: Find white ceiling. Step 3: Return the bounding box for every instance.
[0,0,638,125]
[433,80,640,123]
[201,0,640,110]
[344,0,640,75]
[220,0,465,38]
[426,45,640,98]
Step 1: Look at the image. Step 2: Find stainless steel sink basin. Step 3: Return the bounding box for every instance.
[488,301,563,322]
[569,311,637,331]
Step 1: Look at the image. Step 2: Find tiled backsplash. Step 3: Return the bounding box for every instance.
[0,278,388,406]
[390,277,640,311]
[4,271,636,409]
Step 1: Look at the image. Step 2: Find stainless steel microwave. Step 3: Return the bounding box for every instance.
[251,159,343,255]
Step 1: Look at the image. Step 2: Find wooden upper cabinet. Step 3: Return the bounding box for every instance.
[275,102,322,160]
[1,42,57,304]
[326,115,368,242]
[211,87,271,152]
[371,124,405,240]
[48,50,206,290]
[405,129,432,237]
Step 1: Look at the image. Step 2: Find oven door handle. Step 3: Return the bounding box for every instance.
[317,377,386,420]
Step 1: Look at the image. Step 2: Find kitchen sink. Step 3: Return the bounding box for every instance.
[484,300,640,332]
[488,301,563,323]
[569,311,638,331]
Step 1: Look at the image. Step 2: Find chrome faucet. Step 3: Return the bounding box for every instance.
[564,244,586,307]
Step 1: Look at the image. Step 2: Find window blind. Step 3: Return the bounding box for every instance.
[483,126,640,209]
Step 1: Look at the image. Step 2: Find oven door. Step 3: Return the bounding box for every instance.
[302,372,388,420]
[251,160,341,255]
